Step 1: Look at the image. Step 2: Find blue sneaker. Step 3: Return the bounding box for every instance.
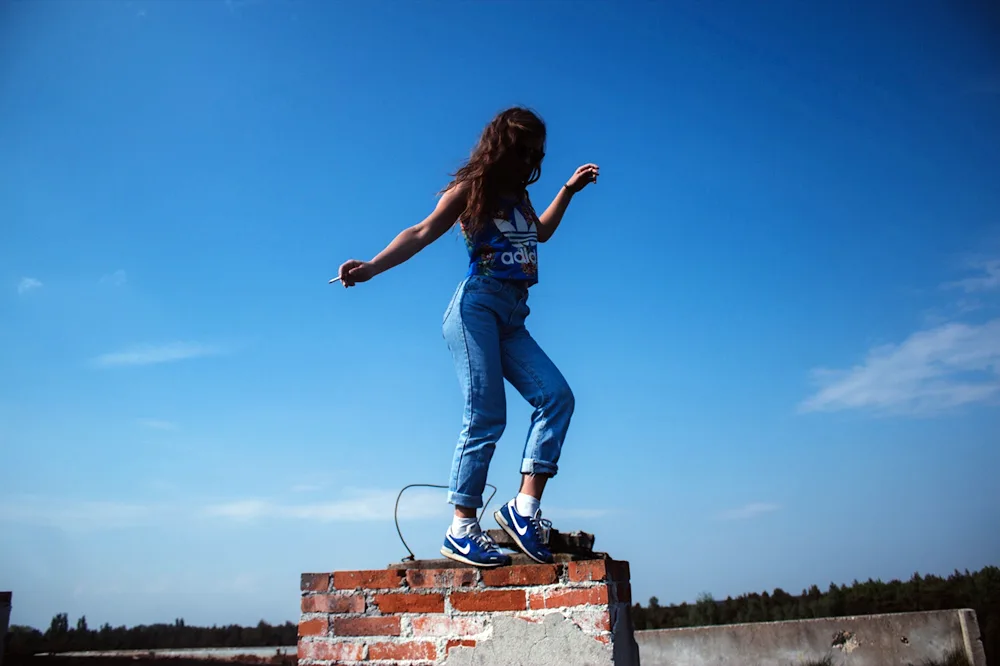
[495,499,553,564]
[440,527,511,568]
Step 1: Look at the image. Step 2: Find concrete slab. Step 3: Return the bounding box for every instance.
[635,608,986,666]
[39,647,295,661]
[443,613,618,666]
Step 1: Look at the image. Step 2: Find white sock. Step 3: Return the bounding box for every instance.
[515,493,540,517]
[451,515,479,538]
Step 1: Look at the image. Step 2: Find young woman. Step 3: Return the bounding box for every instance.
[337,107,598,567]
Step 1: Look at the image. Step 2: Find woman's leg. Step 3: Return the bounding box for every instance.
[442,280,508,511]
[519,473,549,501]
[494,321,575,564]
[501,326,575,487]
[440,279,512,567]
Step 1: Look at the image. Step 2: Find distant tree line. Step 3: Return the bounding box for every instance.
[4,617,296,658]
[631,565,998,665]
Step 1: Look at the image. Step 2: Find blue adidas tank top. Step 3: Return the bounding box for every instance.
[459,195,540,286]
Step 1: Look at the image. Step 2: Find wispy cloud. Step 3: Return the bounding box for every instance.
[73,572,261,599]
[716,503,781,521]
[17,277,42,295]
[0,497,154,531]
[93,342,224,368]
[203,488,445,523]
[801,319,1000,416]
[943,259,1000,293]
[137,418,177,430]
[0,489,607,532]
[100,269,128,286]
[804,254,1000,416]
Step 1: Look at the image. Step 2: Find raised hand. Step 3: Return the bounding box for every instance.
[564,164,599,193]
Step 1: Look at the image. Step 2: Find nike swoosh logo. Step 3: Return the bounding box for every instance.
[510,504,529,536]
[448,534,471,555]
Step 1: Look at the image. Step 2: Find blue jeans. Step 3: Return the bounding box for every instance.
[442,275,575,508]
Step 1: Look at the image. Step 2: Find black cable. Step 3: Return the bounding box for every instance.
[394,482,498,561]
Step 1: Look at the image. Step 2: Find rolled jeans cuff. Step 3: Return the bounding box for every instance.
[447,490,483,509]
[521,458,558,477]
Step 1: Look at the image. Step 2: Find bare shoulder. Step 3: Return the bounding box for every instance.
[415,180,469,238]
[439,179,471,206]
[430,180,470,221]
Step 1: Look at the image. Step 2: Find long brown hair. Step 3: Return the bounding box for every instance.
[443,106,547,236]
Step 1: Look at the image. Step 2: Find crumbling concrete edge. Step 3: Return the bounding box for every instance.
[958,608,987,666]
[610,602,641,666]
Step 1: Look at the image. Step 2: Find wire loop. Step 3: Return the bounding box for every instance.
[394,483,498,561]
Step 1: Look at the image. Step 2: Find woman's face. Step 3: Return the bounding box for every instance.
[512,135,545,181]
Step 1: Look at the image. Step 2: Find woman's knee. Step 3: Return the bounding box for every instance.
[550,381,575,416]
[467,411,507,441]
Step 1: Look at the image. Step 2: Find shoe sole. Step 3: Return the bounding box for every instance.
[494,509,552,565]
[439,546,508,568]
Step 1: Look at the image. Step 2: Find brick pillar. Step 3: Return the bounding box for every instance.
[299,559,639,665]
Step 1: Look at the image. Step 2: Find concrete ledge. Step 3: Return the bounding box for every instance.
[1,591,11,666]
[36,648,296,660]
[635,608,986,666]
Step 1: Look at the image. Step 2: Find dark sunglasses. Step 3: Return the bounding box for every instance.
[516,144,545,163]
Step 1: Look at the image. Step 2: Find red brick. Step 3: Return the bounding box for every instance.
[568,559,630,583]
[529,585,609,609]
[568,560,605,582]
[613,560,631,581]
[297,639,364,661]
[298,618,327,637]
[374,592,445,614]
[301,593,365,614]
[300,573,330,592]
[481,564,558,587]
[406,568,477,589]
[451,589,526,612]
[595,634,611,644]
[411,616,487,637]
[446,639,476,655]
[332,616,400,637]
[333,569,405,590]
[368,641,437,661]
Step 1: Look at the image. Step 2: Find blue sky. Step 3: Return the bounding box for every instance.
[2,0,999,630]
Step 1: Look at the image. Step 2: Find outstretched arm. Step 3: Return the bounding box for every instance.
[338,183,468,287]
[536,163,599,243]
